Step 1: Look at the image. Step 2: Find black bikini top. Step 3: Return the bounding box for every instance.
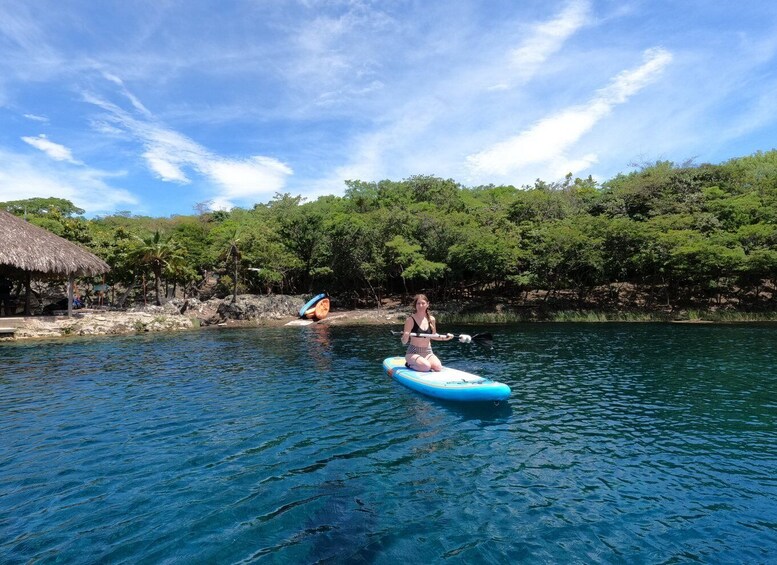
[411,316,433,335]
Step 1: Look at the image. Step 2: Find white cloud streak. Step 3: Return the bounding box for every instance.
[0,149,137,214]
[21,134,81,164]
[101,72,153,118]
[467,47,673,181]
[509,0,592,81]
[82,78,294,208]
[1,1,772,216]
[310,1,595,191]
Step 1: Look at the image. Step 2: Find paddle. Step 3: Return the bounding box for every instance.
[390,330,493,343]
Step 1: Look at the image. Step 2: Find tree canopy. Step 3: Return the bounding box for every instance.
[4,150,777,310]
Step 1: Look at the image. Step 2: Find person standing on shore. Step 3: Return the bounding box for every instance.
[401,294,453,371]
[0,276,12,316]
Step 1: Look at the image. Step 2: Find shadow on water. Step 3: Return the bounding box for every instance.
[423,397,514,422]
[297,480,383,564]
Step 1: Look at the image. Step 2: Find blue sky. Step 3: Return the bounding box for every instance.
[1,1,776,217]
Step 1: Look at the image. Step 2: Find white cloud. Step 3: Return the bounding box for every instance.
[208,197,236,211]
[289,5,392,92]
[142,150,189,183]
[2,0,773,216]
[467,47,673,181]
[21,134,81,164]
[83,80,294,207]
[139,126,294,204]
[0,149,137,215]
[303,97,442,195]
[304,1,595,192]
[509,0,592,80]
[600,47,674,104]
[101,71,153,118]
[204,157,293,199]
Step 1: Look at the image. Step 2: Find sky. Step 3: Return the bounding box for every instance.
[1,0,776,218]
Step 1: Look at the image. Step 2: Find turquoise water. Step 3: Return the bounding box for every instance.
[1,324,775,563]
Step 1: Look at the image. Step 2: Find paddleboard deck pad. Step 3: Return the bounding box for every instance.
[383,356,511,402]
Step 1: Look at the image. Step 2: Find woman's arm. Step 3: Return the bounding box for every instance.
[428,316,452,340]
[401,317,413,345]
[431,333,454,341]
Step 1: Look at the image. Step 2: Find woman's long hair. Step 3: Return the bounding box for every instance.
[412,294,436,334]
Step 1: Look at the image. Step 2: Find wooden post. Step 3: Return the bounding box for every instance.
[24,272,31,316]
[68,275,74,317]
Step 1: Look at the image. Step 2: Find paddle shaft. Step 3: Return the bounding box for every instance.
[391,330,493,341]
[393,331,452,339]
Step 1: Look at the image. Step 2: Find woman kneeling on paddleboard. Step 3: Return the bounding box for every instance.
[401,294,453,372]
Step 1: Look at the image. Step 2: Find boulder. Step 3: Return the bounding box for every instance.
[216,294,304,321]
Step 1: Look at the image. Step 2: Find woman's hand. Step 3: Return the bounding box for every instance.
[445,333,454,341]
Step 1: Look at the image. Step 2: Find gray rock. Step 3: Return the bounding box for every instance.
[216,294,305,321]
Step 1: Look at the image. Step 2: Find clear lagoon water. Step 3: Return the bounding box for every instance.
[1,323,775,563]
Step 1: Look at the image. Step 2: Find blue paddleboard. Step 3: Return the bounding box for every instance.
[382,357,511,402]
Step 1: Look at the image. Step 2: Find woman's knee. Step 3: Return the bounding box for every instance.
[408,356,432,371]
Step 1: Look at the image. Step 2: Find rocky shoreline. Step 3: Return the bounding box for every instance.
[1,295,407,341]
[4,292,764,341]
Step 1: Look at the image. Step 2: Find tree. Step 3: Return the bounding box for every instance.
[221,232,242,303]
[0,197,85,218]
[385,235,447,296]
[654,229,744,303]
[129,231,184,305]
[269,193,333,292]
[447,225,525,292]
[528,218,605,301]
[321,212,386,304]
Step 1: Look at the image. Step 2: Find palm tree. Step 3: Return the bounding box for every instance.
[220,233,242,303]
[130,231,184,305]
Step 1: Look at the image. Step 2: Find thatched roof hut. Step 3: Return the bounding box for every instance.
[0,210,109,276]
[0,209,109,315]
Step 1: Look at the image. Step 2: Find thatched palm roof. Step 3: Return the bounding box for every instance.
[0,209,109,277]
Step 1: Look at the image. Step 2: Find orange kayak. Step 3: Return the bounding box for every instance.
[300,293,330,320]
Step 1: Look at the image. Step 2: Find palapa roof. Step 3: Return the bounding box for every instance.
[0,209,109,277]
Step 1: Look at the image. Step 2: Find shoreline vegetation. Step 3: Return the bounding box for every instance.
[3,151,777,336]
[3,292,777,341]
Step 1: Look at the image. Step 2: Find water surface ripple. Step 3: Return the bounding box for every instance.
[1,324,775,563]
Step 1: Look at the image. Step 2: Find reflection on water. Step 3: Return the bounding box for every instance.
[1,323,775,563]
[306,324,333,371]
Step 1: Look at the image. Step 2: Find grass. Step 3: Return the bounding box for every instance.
[549,311,661,322]
[443,311,534,324]
[442,308,777,324]
[684,310,777,323]
[443,309,666,323]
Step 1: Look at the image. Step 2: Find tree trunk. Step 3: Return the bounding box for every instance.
[232,256,238,303]
[154,267,162,306]
[117,279,136,308]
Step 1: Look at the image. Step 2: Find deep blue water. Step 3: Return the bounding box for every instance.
[1,323,775,564]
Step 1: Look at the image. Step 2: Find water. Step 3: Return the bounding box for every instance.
[1,324,775,564]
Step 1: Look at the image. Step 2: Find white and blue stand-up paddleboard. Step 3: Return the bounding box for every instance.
[383,357,511,402]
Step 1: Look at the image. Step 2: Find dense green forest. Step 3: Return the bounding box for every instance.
[4,150,777,314]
